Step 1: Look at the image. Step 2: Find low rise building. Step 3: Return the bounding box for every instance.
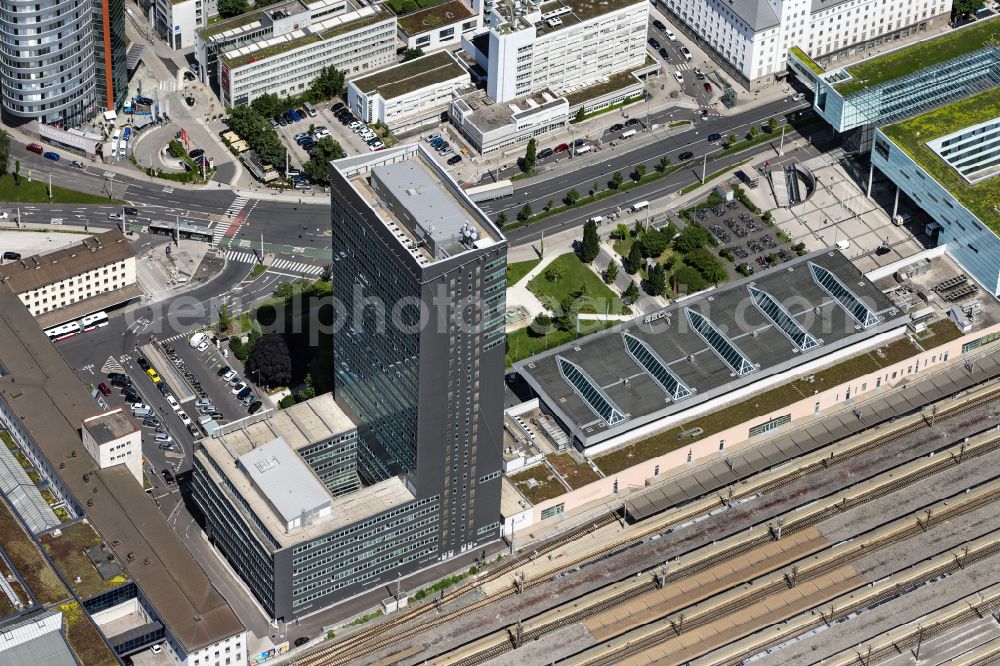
[450,87,568,154]
[82,409,142,486]
[154,0,204,50]
[0,610,76,666]
[664,0,952,91]
[348,51,471,133]
[215,2,395,106]
[0,285,247,664]
[0,229,139,330]
[396,0,481,52]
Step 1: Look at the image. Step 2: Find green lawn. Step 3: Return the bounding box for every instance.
[835,19,1000,96]
[881,87,1000,234]
[0,173,120,204]
[527,253,622,315]
[507,258,540,286]
[505,320,615,366]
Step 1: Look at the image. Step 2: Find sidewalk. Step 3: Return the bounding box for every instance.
[505,253,560,320]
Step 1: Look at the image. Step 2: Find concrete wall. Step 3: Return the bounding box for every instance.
[514,320,1000,534]
[91,597,141,625]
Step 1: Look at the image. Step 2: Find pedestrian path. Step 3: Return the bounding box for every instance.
[225,196,249,218]
[270,259,323,275]
[219,197,255,243]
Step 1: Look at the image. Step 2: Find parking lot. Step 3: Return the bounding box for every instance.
[271,102,388,171]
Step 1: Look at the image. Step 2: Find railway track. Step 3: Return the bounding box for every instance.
[293,381,1000,666]
[437,429,1000,665]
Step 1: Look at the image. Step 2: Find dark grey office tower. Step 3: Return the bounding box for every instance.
[331,143,508,558]
[190,144,507,621]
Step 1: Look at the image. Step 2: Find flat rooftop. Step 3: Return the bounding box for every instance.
[455,88,566,133]
[834,17,1000,96]
[211,393,356,452]
[336,144,502,266]
[0,286,243,653]
[526,0,645,35]
[562,57,655,106]
[351,50,467,99]
[0,229,133,295]
[515,249,907,445]
[83,409,138,445]
[238,437,331,526]
[221,5,390,69]
[881,86,1000,234]
[396,0,473,35]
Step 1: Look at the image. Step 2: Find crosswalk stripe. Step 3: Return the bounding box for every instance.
[271,259,323,275]
[227,251,256,264]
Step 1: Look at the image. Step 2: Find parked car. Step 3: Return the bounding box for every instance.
[189,148,204,159]
[236,386,252,400]
[231,382,247,395]
[426,133,440,142]
[166,395,181,411]
[146,368,161,382]
[439,146,452,156]
[184,70,197,81]
[331,102,345,111]
[664,29,676,40]
[130,402,150,413]
[293,637,310,648]
[136,357,151,370]
[680,45,692,60]
[624,118,640,127]
[678,151,694,160]
[282,112,293,124]
[43,151,60,161]
[98,383,112,396]
[155,432,172,443]
[288,109,301,122]
[143,417,160,427]
[2,251,19,260]
[537,147,554,159]
[659,48,670,60]
[652,19,666,31]
[277,115,288,126]
[648,37,661,50]
[248,401,263,414]
[197,339,209,352]
[26,143,43,154]
[222,370,237,381]
[792,92,806,101]
[608,124,623,133]
[269,118,280,127]
[210,411,224,420]
[447,155,462,165]
[107,372,129,384]
[554,143,569,153]
[178,411,192,425]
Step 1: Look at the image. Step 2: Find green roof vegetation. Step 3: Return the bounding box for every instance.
[835,18,1000,96]
[353,50,465,97]
[59,601,119,666]
[397,0,472,35]
[223,32,321,68]
[881,86,1000,234]
[197,10,263,40]
[595,319,963,475]
[565,69,642,107]
[790,46,823,75]
[509,463,568,504]
[547,453,601,489]
[385,0,442,15]
[0,497,68,606]
[321,10,392,38]
[40,521,129,601]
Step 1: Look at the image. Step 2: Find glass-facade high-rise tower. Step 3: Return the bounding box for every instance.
[94,0,127,112]
[331,144,508,558]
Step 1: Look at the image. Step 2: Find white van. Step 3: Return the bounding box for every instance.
[630,201,649,212]
[575,144,593,155]
[189,331,207,349]
[588,216,604,225]
[621,129,637,140]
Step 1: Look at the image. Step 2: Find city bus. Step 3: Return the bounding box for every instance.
[148,221,213,243]
[44,321,81,342]
[79,311,109,332]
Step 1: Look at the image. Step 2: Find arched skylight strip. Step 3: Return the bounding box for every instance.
[748,286,821,351]
[809,262,879,329]
[556,356,627,426]
[685,308,756,376]
[622,332,693,401]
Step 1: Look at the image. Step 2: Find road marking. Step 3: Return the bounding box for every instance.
[162,186,174,194]
[80,363,94,375]
[51,218,63,224]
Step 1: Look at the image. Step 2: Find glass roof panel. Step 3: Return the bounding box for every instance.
[685,308,756,376]
[556,356,627,426]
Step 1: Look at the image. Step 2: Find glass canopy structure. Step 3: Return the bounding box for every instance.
[556,356,628,426]
[748,286,821,351]
[622,332,693,402]
[685,309,756,376]
[809,262,879,329]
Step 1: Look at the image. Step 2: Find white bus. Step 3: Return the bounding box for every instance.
[79,311,109,331]
[44,321,81,342]
[630,200,649,212]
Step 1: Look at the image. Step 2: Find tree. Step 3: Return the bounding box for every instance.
[523,138,537,173]
[580,219,600,263]
[544,265,564,283]
[545,199,554,212]
[250,93,284,120]
[674,224,713,253]
[614,223,629,241]
[610,171,623,189]
[646,264,667,296]
[518,203,533,222]
[673,265,707,291]
[0,130,9,177]
[952,0,984,17]
[217,0,249,18]
[402,48,424,61]
[663,221,678,242]
[633,164,646,181]
[217,302,231,333]
[308,65,346,101]
[497,212,507,227]
[727,133,737,145]
[624,281,639,303]
[565,188,580,206]
[658,156,671,172]
[528,313,552,338]
[604,261,618,284]
[245,333,291,387]
[640,228,670,258]
[624,242,642,274]
[279,395,296,409]
[575,107,586,122]
[767,117,778,132]
[296,373,316,401]
[685,247,728,284]
[302,136,345,184]
[749,125,760,139]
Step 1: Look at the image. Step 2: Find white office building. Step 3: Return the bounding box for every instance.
[661,0,953,90]
[155,0,204,50]
[82,409,142,486]
[215,3,395,106]
[476,0,649,103]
